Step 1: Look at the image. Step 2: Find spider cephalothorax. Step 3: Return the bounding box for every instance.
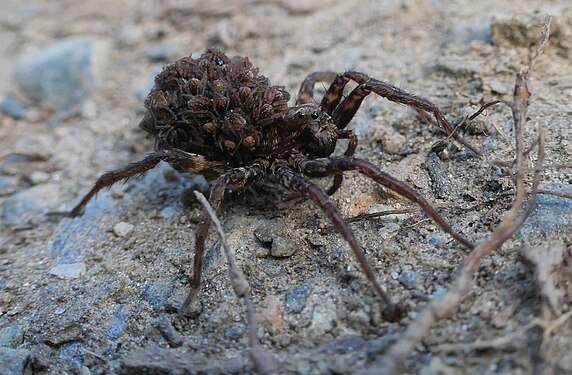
[52,48,475,321]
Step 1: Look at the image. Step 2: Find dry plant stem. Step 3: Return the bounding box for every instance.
[193,191,275,374]
[370,16,552,375]
[374,131,545,375]
[0,150,50,161]
[433,310,572,353]
[538,187,572,200]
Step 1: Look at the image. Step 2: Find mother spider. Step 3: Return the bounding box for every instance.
[52,48,474,321]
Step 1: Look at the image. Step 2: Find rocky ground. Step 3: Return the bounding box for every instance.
[1,0,572,374]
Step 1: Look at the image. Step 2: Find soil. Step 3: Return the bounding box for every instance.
[1,1,572,374]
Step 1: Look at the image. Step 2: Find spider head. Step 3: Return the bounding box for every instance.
[283,104,338,157]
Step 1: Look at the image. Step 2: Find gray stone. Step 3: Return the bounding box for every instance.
[0,176,19,196]
[518,183,572,241]
[154,315,183,347]
[122,347,209,374]
[225,325,244,340]
[309,297,336,337]
[144,280,174,311]
[254,219,299,258]
[1,183,62,225]
[58,342,84,368]
[285,282,314,314]
[107,305,127,340]
[0,347,32,375]
[398,270,420,289]
[0,324,25,347]
[270,236,297,258]
[45,322,83,346]
[49,262,86,279]
[159,206,177,219]
[15,37,107,112]
[0,96,27,119]
[142,43,174,61]
[253,219,275,244]
[113,221,134,237]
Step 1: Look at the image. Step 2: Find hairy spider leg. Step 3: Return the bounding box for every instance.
[326,129,358,196]
[298,156,474,250]
[296,71,338,106]
[180,162,267,315]
[48,150,217,218]
[321,71,480,155]
[272,162,404,322]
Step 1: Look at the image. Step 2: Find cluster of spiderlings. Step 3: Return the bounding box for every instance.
[142,48,290,164]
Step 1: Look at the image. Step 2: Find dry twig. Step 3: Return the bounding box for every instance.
[193,191,275,374]
[366,15,552,375]
[0,150,51,161]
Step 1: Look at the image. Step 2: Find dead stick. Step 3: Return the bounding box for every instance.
[367,15,552,375]
[193,191,276,374]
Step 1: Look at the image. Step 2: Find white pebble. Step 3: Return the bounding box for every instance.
[49,262,86,279]
[113,221,134,237]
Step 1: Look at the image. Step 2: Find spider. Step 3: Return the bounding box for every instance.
[51,48,474,321]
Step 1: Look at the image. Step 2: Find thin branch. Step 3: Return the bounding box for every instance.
[538,187,572,200]
[0,150,51,161]
[432,310,572,353]
[366,15,552,375]
[193,191,276,374]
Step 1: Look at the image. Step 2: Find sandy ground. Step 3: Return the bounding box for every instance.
[1,0,572,374]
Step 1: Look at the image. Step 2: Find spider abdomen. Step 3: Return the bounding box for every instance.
[139,48,291,165]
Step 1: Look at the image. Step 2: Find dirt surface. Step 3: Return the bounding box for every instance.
[1,1,572,374]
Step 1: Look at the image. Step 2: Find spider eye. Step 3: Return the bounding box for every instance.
[311,112,319,120]
[297,112,306,119]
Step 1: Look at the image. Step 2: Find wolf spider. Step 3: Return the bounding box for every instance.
[51,48,475,321]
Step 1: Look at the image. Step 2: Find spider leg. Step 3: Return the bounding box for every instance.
[326,129,357,196]
[273,162,404,322]
[299,156,474,250]
[296,71,337,105]
[180,162,267,315]
[48,150,218,218]
[322,71,480,155]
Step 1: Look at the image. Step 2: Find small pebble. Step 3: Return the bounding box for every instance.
[15,37,107,112]
[144,280,174,311]
[156,315,183,347]
[483,136,497,150]
[225,325,244,340]
[253,220,275,244]
[49,262,86,279]
[285,282,314,314]
[0,96,27,119]
[0,347,31,375]
[159,206,177,219]
[518,183,572,241]
[58,342,84,368]
[0,325,25,347]
[113,222,134,237]
[29,170,49,185]
[45,323,83,346]
[0,176,19,196]
[1,183,62,226]
[254,219,299,258]
[398,270,420,289]
[270,236,297,258]
[107,305,126,340]
[142,43,174,61]
[309,298,336,337]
